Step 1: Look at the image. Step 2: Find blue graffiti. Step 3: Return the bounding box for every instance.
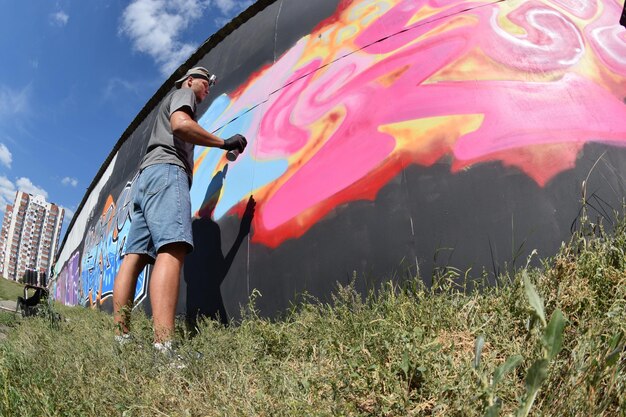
[192,95,288,219]
[77,176,147,307]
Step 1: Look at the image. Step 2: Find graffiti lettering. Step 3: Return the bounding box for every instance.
[54,176,147,307]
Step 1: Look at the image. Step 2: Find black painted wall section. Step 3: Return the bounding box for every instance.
[198,143,626,320]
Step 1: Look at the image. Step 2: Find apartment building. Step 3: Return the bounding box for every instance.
[0,191,64,284]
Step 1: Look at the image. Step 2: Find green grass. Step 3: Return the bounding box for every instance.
[0,277,24,301]
[0,214,625,416]
[0,311,17,327]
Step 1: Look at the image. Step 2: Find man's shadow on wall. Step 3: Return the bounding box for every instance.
[184,165,255,332]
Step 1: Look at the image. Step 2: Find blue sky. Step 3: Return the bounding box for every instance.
[0,0,252,235]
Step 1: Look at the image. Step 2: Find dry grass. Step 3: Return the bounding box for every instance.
[0,215,625,416]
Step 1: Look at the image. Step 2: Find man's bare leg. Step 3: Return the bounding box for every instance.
[150,243,187,343]
[113,253,151,335]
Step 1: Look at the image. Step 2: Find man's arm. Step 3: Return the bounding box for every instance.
[170,110,225,148]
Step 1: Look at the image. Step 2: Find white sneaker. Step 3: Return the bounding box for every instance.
[154,341,187,369]
[115,333,132,346]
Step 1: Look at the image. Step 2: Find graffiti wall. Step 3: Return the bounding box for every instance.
[53,0,626,319]
[53,160,149,309]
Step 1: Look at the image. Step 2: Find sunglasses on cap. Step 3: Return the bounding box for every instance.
[192,73,217,87]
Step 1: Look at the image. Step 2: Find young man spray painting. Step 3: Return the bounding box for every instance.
[112,67,247,353]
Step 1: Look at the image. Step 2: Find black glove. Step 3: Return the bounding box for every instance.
[221,134,247,153]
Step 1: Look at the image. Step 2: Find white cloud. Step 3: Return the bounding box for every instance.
[0,85,31,120]
[0,176,47,213]
[119,0,209,75]
[15,177,48,199]
[213,0,237,14]
[61,177,78,187]
[0,176,16,212]
[103,78,142,101]
[119,0,253,75]
[50,11,69,27]
[0,144,12,168]
[0,177,67,220]
[214,0,252,15]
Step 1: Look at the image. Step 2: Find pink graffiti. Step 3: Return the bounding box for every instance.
[481,2,585,71]
[210,0,626,247]
[548,0,598,19]
[258,61,322,156]
[54,251,80,306]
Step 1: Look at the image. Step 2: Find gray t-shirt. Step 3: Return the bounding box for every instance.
[140,88,196,181]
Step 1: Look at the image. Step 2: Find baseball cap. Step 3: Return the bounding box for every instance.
[174,67,217,88]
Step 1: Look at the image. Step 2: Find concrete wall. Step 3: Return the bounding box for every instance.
[52,0,626,321]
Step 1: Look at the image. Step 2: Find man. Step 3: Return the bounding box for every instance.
[112,67,247,351]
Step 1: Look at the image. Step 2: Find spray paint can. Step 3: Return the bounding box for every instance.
[226,149,240,161]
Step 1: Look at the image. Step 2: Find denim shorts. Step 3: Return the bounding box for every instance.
[123,163,194,260]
